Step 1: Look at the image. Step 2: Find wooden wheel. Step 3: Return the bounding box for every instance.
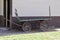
[40,21,48,31]
[22,22,31,32]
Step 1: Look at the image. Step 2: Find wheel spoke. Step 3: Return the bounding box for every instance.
[40,21,48,31]
[22,22,31,32]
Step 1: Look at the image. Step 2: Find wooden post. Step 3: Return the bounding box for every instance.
[9,0,12,29]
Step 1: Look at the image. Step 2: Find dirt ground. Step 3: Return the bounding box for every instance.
[0,26,60,36]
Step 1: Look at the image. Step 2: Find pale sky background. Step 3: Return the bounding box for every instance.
[50,0,60,16]
[0,0,60,16]
[0,0,3,15]
[0,0,59,16]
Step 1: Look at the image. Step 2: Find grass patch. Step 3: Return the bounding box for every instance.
[0,32,60,40]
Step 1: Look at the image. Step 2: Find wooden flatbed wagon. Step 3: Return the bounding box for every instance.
[14,9,51,32]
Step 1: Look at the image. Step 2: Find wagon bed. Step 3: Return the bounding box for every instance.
[16,16,51,22]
